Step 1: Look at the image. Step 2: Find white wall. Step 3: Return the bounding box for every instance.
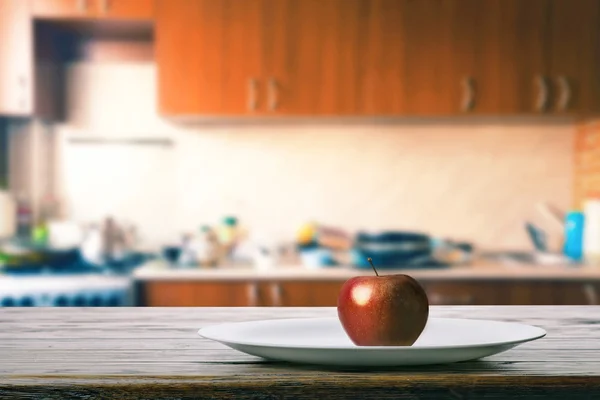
[47,62,573,250]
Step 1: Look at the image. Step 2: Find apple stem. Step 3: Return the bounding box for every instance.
[367,258,379,277]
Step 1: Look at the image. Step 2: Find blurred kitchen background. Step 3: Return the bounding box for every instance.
[1,0,600,307]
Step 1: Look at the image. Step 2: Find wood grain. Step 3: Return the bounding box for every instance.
[138,279,600,307]
[155,0,219,115]
[548,0,600,115]
[1,307,600,399]
[155,0,263,116]
[141,281,260,307]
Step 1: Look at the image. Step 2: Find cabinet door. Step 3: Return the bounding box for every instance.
[423,282,503,305]
[435,0,483,115]
[263,0,364,116]
[554,282,600,305]
[141,281,262,306]
[359,0,408,115]
[397,0,487,115]
[507,282,556,305]
[400,0,453,115]
[155,0,263,116]
[0,0,32,116]
[547,0,600,115]
[263,281,344,306]
[31,0,94,18]
[96,0,153,20]
[474,0,551,115]
[220,0,264,114]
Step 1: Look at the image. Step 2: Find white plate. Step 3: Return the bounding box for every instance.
[198,317,546,367]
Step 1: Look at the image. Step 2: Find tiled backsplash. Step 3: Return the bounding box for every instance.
[574,120,600,209]
[16,63,576,250]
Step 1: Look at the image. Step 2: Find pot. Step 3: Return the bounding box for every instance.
[351,231,437,268]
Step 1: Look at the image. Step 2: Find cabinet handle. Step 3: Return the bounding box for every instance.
[77,0,87,12]
[534,75,550,112]
[247,283,259,306]
[271,283,283,306]
[556,76,571,112]
[460,76,475,112]
[247,78,258,111]
[583,284,598,305]
[429,293,474,305]
[268,78,278,111]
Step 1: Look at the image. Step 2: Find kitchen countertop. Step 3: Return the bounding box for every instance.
[133,261,600,281]
[1,306,599,399]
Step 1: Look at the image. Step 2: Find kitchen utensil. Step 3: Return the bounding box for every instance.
[536,202,566,231]
[196,226,221,267]
[351,231,436,268]
[161,246,181,264]
[15,194,33,239]
[431,238,474,265]
[299,247,336,269]
[297,222,352,251]
[47,221,84,249]
[0,241,81,274]
[198,317,546,367]
[525,222,548,252]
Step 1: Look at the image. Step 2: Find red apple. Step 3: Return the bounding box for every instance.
[337,259,429,346]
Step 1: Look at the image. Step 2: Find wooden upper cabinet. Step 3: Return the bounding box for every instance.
[401,0,451,115]
[436,0,484,115]
[417,0,554,116]
[31,0,153,20]
[264,0,406,116]
[156,0,263,116]
[153,0,600,117]
[359,0,407,116]
[547,0,600,115]
[220,0,264,114]
[0,0,33,116]
[472,0,551,115]
[263,0,364,116]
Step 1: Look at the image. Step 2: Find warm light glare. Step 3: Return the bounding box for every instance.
[352,285,372,306]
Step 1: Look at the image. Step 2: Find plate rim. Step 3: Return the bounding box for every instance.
[197,316,547,351]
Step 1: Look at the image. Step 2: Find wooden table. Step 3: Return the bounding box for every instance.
[1,306,599,399]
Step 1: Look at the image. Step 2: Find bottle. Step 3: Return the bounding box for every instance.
[32,193,55,246]
[218,216,239,259]
[15,194,32,241]
[196,225,221,267]
[564,210,584,262]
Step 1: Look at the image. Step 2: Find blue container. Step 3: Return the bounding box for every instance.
[351,231,435,269]
[564,211,585,262]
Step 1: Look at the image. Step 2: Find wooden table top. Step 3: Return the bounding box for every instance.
[1,306,599,399]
